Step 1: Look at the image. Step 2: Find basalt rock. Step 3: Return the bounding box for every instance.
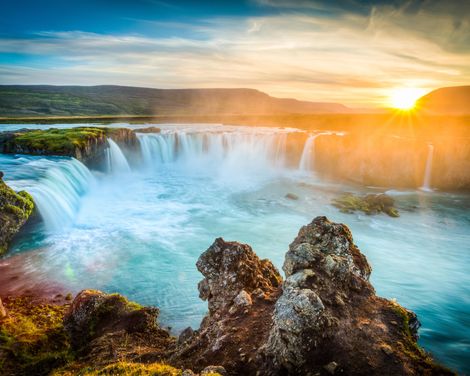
[0,174,34,255]
[64,289,176,364]
[0,127,139,169]
[174,217,451,375]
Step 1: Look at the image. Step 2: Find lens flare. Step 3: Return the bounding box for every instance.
[389,88,427,110]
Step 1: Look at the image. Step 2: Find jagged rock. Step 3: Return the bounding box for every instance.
[174,217,450,376]
[179,327,195,345]
[0,175,34,255]
[196,237,282,314]
[64,290,175,362]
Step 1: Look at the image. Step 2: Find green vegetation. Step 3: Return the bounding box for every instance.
[332,193,399,217]
[11,127,107,156]
[0,180,35,255]
[0,297,72,376]
[53,362,184,376]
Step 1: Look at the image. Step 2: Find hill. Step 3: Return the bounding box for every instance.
[417,85,470,114]
[0,85,352,117]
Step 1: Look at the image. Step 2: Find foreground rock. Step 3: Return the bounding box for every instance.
[0,172,34,255]
[64,289,175,364]
[332,193,399,217]
[174,216,449,375]
[0,127,138,168]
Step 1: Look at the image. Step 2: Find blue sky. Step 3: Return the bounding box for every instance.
[1,0,469,106]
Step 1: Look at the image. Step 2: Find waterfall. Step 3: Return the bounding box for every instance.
[420,144,434,191]
[299,133,325,171]
[106,139,131,173]
[136,129,290,173]
[2,156,94,231]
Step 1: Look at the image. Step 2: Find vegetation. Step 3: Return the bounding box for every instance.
[332,193,399,217]
[0,180,35,255]
[0,297,72,376]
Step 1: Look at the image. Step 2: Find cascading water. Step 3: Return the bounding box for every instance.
[420,144,434,191]
[106,139,131,173]
[136,127,292,181]
[298,132,341,171]
[1,155,94,231]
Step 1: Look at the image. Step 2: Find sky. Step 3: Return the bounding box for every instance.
[0,0,469,107]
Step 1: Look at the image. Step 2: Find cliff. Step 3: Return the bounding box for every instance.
[0,173,34,255]
[0,127,138,168]
[0,217,451,375]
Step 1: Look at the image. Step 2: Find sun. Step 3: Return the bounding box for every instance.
[388,88,427,110]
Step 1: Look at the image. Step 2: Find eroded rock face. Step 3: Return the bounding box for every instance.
[175,217,450,376]
[196,237,282,314]
[64,290,175,363]
[0,175,34,255]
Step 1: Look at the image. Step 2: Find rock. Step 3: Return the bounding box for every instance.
[64,289,175,361]
[175,218,449,376]
[332,193,400,218]
[0,176,35,255]
[0,127,138,170]
[201,365,227,375]
[196,238,282,314]
[65,292,73,301]
[233,290,252,307]
[324,361,338,374]
[0,297,6,318]
[136,126,161,133]
[285,193,299,200]
[179,326,195,345]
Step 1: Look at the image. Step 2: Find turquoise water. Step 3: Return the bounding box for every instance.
[0,124,469,374]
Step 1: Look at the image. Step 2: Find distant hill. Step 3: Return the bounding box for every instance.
[417,86,470,114]
[0,85,352,117]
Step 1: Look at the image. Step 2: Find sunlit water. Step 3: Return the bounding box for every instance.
[0,124,469,374]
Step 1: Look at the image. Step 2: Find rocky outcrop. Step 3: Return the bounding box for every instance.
[135,126,161,133]
[64,289,175,364]
[332,193,399,217]
[0,172,34,255]
[0,127,138,169]
[174,217,451,375]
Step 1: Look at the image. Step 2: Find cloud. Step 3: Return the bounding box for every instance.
[0,4,469,107]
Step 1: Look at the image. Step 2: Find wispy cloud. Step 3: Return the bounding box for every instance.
[0,3,469,107]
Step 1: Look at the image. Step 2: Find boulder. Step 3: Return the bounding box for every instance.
[64,290,175,362]
[332,193,400,217]
[0,175,35,255]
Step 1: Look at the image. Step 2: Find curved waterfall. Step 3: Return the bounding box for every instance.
[420,144,434,191]
[1,156,94,231]
[137,129,290,173]
[106,139,131,174]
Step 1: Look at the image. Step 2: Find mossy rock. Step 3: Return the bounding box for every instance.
[332,193,400,218]
[0,297,72,376]
[52,361,185,376]
[0,178,35,255]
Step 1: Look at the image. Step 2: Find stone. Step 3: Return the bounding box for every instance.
[233,290,252,307]
[201,365,227,375]
[324,361,338,374]
[178,326,194,345]
[285,193,299,200]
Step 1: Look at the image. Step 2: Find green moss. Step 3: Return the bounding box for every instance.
[54,361,184,376]
[332,193,399,218]
[390,303,455,375]
[0,297,73,376]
